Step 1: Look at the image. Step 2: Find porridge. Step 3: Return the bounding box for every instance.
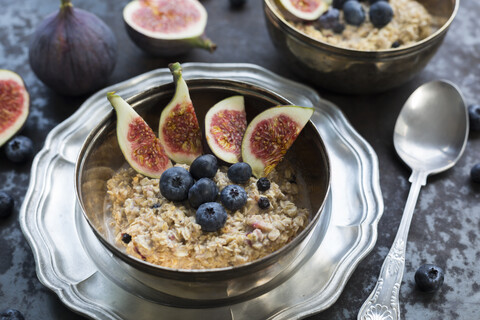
[106,163,310,269]
[288,0,439,50]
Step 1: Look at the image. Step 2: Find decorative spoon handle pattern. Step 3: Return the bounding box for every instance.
[358,171,426,320]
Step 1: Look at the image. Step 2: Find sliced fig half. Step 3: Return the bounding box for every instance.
[123,0,216,56]
[242,105,314,178]
[158,63,203,165]
[277,0,330,21]
[107,92,172,178]
[205,95,247,164]
[0,70,29,147]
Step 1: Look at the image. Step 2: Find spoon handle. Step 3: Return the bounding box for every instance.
[357,170,427,320]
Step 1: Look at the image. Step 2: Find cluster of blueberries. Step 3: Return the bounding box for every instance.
[157,154,271,232]
[316,0,394,34]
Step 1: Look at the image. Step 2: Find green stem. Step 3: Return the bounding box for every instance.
[60,0,73,8]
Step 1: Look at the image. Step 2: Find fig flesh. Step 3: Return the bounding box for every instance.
[107,92,172,178]
[158,63,203,165]
[242,105,314,178]
[29,0,117,96]
[0,70,29,147]
[277,0,330,21]
[123,0,216,56]
[205,96,247,164]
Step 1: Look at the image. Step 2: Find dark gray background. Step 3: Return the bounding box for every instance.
[0,0,479,319]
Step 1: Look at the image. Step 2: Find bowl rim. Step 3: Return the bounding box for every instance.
[264,0,459,57]
[75,78,331,280]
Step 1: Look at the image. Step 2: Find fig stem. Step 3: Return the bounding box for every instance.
[189,35,217,53]
[60,0,73,8]
[168,62,183,84]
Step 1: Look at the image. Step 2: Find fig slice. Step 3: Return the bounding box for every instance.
[278,0,330,21]
[158,63,203,165]
[123,0,216,56]
[0,70,29,147]
[205,95,247,164]
[107,92,172,178]
[241,105,314,178]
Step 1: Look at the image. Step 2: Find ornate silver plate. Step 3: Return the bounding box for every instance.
[20,63,383,320]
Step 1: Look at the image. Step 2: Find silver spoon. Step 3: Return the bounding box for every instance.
[358,80,469,320]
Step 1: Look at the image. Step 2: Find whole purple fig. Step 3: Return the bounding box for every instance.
[29,0,117,96]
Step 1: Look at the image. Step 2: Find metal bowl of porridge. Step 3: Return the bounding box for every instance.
[75,79,331,306]
[264,0,458,94]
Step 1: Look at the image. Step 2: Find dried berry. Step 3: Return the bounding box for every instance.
[256,178,271,191]
[258,197,270,209]
[121,233,132,244]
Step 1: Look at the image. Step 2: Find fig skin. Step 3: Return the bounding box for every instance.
[29,0,117,96]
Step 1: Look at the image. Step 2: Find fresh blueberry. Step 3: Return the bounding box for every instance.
[471,163,480,183]
[189,154,218,180]
[227,162,252,184]
[332,0,351,9]
[414,264,445,292]
[333,22,346,34]
[196,202,227,232]
[258,197,270,209]
[220,185,248,211]
[391,40,401,48]
[188,178,219,209]
[0,191,14,219]
[0,309,25,320]
[316,8,340,30]
[230,0,247,8]
[160,167,194,202]
[121,233,132,244]
[343,1,366,26]
[468,104,480,131]
[5,136,33,163]
[369,1,393,28]
[256,178,271,192]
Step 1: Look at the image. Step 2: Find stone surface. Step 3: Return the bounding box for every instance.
[0,0,479,319]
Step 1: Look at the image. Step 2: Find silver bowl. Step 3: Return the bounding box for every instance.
[264,0,458,94]
[75,79,331,306]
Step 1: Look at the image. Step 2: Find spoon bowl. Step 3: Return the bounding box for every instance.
[358,80,468,320]
[394,80,469,175]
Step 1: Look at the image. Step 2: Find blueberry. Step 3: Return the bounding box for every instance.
[332,0,351,9]
[471,163,480,183]
[0,309,25,320]
[0,191,14,219]
[160,167,194,202]
[227,162,252,184]
[230,0,247,8]
[121,233,132,244]
[369,1,393,28]
[415,264,445,292]
[189,154,218,180]
[333,22,346,34]
[188,178,219,209]
[258,197,270,209]
[5,136,33,163]
[343,1,366,26]
[256,177,271,192]
[220,185,248,211]
[316,8,341,30]
[468,104,480,131]
[391,40,401,48]
[196,202,227,232]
